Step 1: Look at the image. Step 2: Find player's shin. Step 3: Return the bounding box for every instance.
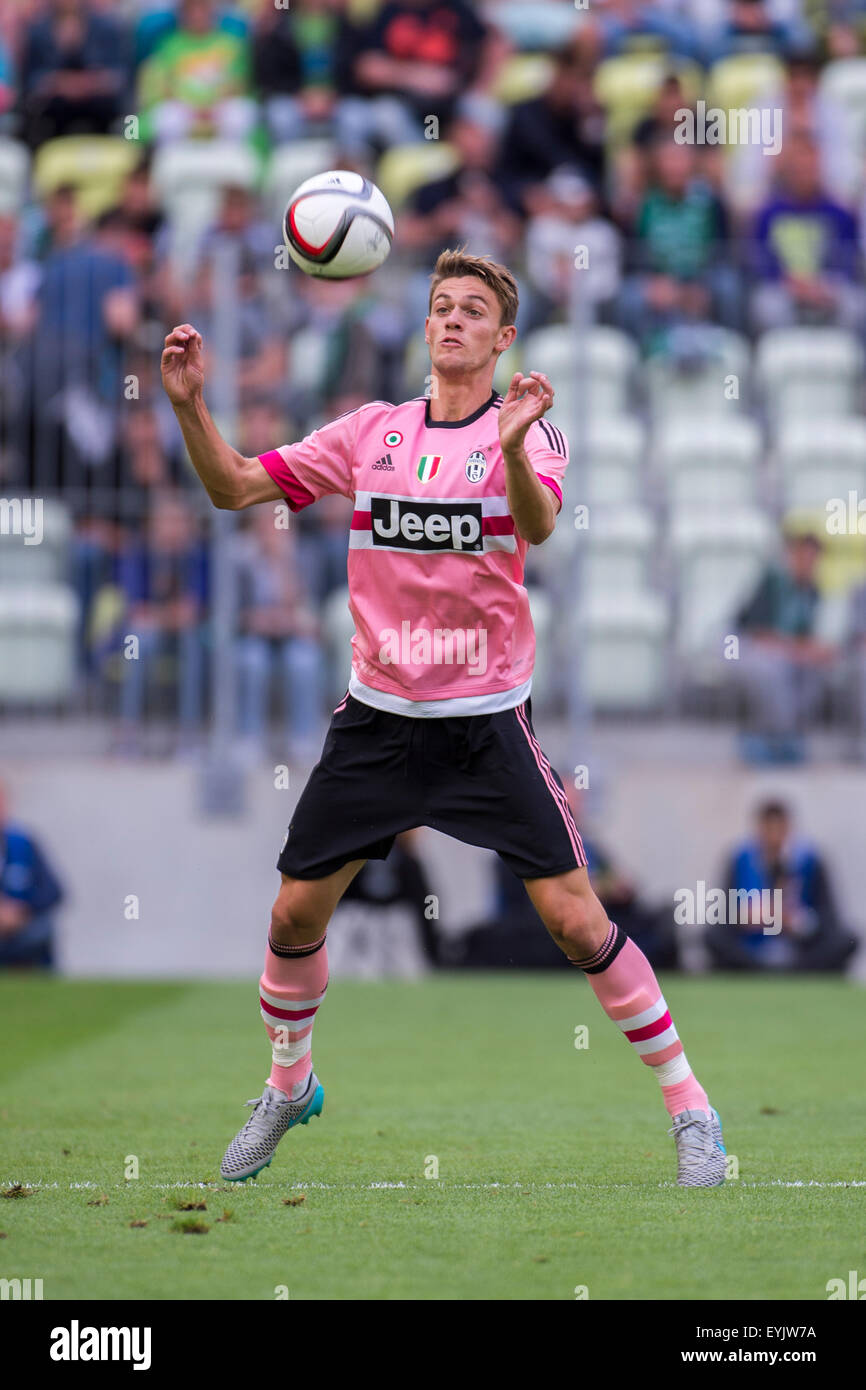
[569,923,710,1118]
[259,933,328,1101]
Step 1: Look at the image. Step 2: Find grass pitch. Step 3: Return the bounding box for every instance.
[1,974,863,1301]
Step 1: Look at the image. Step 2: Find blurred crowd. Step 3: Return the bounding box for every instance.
[3,0,866,758]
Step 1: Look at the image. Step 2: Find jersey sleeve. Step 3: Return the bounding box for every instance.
[526,417,569,513]
[257,409,358,511]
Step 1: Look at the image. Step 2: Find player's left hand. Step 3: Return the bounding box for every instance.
[498,371,554,456]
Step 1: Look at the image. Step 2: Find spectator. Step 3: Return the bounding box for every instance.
[735,532,838,763]
[497,44,607,216]
[597,0,708,61]
[706,0,816,61]
[525,168,622,322]
[252,0,359,146]
[137,0,256,144]
[612,72,698,224]
[27,192,139,492]
[115,489,209,749]
[706,799,858,971]
[751,132,866,332]
[402,103,520,264]
[619,138,740,350]
[232,504,325,763]
[339,0,507,159]
[18,0,129,149]
[0,782,64,970]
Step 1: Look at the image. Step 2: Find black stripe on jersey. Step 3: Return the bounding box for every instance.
[539,419,566,457]
[332,399,394,424]
[539,419,559,454]
[552,424,567,455]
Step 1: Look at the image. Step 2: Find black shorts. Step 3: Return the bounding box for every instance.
[277,692,587,881]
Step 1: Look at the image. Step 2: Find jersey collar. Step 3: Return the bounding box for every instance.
[424,390,500,429]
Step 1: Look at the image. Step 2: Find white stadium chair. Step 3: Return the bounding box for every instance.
[151,141,261,273]
[266,139,338,225]
[580,503,656,595]
[756,327,864,423]
[521,325,639,422]
[562,416,646,510]
[573,589,670,712]
[0,499,72,587]
[654,416,762,508]
[0,585,78,703]
[644,330,751,419]
[669,507,774,659]
[774,418,866,511]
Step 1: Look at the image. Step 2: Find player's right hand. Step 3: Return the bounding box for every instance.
[161,324,204,406]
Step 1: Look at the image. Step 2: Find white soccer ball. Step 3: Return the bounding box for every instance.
[283,170,394,280]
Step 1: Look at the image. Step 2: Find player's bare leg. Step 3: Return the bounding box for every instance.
[220,862,365,1181]
[525,867,726,1187]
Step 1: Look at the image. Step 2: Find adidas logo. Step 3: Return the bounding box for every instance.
[371,453,394,471]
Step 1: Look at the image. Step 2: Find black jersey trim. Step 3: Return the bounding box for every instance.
[424,390,499,429]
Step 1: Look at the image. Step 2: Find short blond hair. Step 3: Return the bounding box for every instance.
[428,248,519,328]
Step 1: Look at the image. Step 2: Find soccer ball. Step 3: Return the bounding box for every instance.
[283,170,394,280]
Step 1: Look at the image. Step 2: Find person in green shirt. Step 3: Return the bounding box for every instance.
[619,139,741,350]
[137,0,255,144]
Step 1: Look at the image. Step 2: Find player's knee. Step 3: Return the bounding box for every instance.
[544,894,606,956]
[269,885,327,946]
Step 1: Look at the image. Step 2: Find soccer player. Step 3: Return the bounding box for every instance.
[161,249,726,1188]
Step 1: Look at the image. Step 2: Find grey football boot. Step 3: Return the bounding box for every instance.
[669,1106,726,1187]
[220,1073,324,1182]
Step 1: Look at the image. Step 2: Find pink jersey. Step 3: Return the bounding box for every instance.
[257,391,568,716]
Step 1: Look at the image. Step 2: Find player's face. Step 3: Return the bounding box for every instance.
[425,277,515,378]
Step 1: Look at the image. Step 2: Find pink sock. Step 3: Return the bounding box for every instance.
[570,923,710,1119]
[259,932,328,1101]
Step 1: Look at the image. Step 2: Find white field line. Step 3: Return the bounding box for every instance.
[3,1178,865,1192]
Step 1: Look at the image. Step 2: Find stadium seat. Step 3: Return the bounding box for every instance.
[669,507,774,658]
[573,589,670,712]
[266,139,337,224]
[0,584,78,703]
[151,140,261,271]
[644,330,751,419]
[707,53,785,116]
[492,53,556,105]
[0,138,29,214]
[580,503,656,594]
[375,142,459,211]
[756,328,864,423]
[521,324,639,420]
[594,54,702,146]
[0,499,72,587]
[654,416,761,507]
[775,417,866,476]
[32,136,141,221]
[562,415,646,509]
[774,418,866,512]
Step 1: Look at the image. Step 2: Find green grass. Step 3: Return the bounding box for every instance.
[0,974,863,1300]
